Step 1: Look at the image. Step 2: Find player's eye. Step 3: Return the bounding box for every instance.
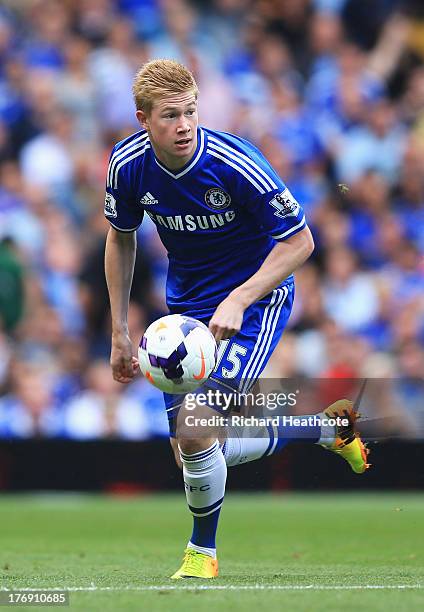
[185,110,195,116]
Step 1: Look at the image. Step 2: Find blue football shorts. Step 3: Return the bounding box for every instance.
[164,281,294,437]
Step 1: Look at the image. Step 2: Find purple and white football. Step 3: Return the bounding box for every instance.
[138,315,217,393]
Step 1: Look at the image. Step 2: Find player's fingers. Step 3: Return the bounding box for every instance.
[208,321,219,339]
[112,358,134,381]
[220,327,239,339]
[115,375,133,384]
[213,325,239,341]
[210,322,227,342]
[122,358,135,377]
[112,366,130,380]
[214,329,223,342]
[122,367,135,379]
[113,366,135,384]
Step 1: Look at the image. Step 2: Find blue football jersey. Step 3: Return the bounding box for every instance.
[104,126,307,320]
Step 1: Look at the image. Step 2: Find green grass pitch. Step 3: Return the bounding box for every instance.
[0,493,423,611]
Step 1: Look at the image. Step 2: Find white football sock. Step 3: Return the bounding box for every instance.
[222,426,270,466]
[222,413,335,466]
[179,439,227,514]
[187,542,217,559]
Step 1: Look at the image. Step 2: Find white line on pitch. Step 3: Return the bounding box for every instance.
[1,585,422,592]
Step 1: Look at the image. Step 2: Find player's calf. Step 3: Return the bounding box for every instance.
[220,397,370,474]
[170,393,229,578]
[172,436,226,578]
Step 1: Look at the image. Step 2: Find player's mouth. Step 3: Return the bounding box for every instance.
[175,138,192,150]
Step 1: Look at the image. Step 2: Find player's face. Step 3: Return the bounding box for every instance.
[136,90,198,170]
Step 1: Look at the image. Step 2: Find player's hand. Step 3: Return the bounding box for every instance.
[209,295,245,341]
[110,332,139,383]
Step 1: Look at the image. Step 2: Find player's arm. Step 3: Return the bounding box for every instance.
[103,144,144,382]
[232,225,314,305]
[105,227,139,383]
[209,226,314,341]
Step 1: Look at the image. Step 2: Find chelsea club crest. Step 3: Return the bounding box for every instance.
[205,188,231,210]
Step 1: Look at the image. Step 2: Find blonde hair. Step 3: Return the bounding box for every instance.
[133,59,198,114]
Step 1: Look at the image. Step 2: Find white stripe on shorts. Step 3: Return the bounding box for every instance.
[247,286,288,387]
[239,288,286,394]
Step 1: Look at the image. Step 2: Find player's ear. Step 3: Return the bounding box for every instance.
[136,110,149,130]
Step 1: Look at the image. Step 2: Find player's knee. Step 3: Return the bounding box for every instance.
[177,437,215,456]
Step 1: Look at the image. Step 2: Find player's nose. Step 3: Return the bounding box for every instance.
[176,117,190,134]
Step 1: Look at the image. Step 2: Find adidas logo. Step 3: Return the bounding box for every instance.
[140,192,158,206]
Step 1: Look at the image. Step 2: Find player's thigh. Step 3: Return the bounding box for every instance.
[164,283,293,449]
[212,283,294,393]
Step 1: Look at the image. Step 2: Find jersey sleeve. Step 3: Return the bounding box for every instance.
[233,144,306,242]
[104,146,144,232]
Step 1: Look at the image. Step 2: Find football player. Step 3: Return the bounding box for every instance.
[104,59,369,580]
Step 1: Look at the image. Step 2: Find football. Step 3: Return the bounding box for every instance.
[138,314,217,393]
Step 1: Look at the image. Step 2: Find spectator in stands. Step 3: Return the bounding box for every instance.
[63,359,151,440]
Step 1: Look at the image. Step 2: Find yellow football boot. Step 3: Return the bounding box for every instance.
[323,399,371,474]
[171,548,218,580]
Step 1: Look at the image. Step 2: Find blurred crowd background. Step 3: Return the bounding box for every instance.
[0,0,422,440]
